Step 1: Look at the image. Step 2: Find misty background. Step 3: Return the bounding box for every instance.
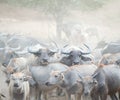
[0,0,120,49]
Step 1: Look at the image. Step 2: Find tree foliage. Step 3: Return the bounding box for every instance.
[0,0,111,12]
[0,0,112,38]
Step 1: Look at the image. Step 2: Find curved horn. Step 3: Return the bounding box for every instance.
[92,71,100,78]
[9,45,21,51]
[48,41,59,53]
[80,44,91,55]
[51,41,59,49]
[78,74,83,80]
[28,44,45,53]
[0,47,4,50]
[15,48,28,55]
[13,66,18,71]
[61,49,70,55]
[0,93,6,98]
[61,44,71,54]
[6,37,15,44]
[61,45,82,55]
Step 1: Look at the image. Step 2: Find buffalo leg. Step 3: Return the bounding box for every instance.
[42,91,48,100]
[110,94,118,100]
[91,91,99,100]
[100,94,107,100]
[57,87,64,96]
[36,88,42,100]
[76,93,82,100]
[91,95,99,100]
[65,92,71,100]
[118,92,120,100]
[99,86,108,100]
[9,86,14,100]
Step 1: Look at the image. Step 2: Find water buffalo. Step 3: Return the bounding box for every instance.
[95,40,107,49]
[99,53,120,65]
[102,42,120,55]
[9,72,30,100]
[28,44,59,66]
[29,63,68,100]
[45,64,97,100]
[0,33,40,49]
[3,56,34,84]
[80,64,120,100]
[60,44,93,66]
[0,45,20,67]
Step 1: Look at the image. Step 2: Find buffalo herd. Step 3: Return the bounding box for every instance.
[0,33,120,100]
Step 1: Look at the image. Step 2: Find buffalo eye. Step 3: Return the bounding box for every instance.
[34,52,41,57]
[78,52,82,57]
[69,54,73,58]
[19,78,22,80]
[55,75,58,78]
[93,79,97,84]
[69,51,73,56]
[23,76,28,81]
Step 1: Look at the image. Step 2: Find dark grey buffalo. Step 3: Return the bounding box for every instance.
[60,44,93,66]
[29,63,68,100]
[0,33,40,49]
[0,46,20,67]
[28,44,59,66]
[45,64,97,100]
[80,64,120,100]
[102,42,120,55]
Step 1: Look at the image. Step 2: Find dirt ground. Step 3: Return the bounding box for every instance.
[0,1,119,100]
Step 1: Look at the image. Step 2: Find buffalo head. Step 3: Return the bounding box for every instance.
[0,46,20,67]
[28,44,58,65]
[60,44,92,66]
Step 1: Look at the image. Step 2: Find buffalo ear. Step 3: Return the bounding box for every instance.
[93,79,98,85]
[28,78,37,87]
[2,63,7,67]
[60,73,65,80]
[116,59,120,66]
[76,79,83,84]
[33,52,41,57]
[81,55,92,61]
[24,76,32,81]
[48,51,55,56]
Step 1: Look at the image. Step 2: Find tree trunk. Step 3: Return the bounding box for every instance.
[56,16,63,40]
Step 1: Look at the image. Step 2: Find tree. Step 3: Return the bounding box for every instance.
[0,0,111,39]
[37,0,109,39]
[39,0,73,39]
